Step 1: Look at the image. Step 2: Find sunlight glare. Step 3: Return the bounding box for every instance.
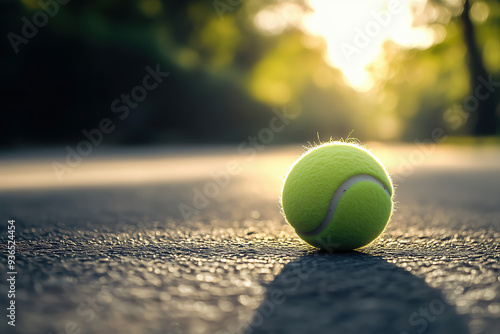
[302,0,434,91]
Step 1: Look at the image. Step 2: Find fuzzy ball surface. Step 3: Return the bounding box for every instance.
[281,142,394,251]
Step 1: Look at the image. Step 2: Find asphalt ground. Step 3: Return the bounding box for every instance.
[0,144,499,334]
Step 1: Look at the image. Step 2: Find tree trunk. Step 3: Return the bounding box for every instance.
[460,0,498,135]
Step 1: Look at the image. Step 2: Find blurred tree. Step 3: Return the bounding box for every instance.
[370,0,500,139]
[430,0,499,135]
[2,0,499,148]
[0,0,361,147]
[460,0,498,135]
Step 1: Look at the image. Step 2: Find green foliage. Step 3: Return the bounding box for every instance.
[1,0,499,146]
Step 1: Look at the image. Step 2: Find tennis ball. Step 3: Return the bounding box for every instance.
[281,141,394,251]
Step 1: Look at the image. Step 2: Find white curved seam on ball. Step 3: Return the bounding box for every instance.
[297,174,391,237]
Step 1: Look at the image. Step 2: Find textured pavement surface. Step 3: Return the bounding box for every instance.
[0,144,499,334]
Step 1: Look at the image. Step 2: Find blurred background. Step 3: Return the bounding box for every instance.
[1,0,499,149]
[2,2,500,334]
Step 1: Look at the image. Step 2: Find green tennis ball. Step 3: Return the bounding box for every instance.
[281,142,394,251]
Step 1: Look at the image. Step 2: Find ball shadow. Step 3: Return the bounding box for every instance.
[243,251,469,334]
